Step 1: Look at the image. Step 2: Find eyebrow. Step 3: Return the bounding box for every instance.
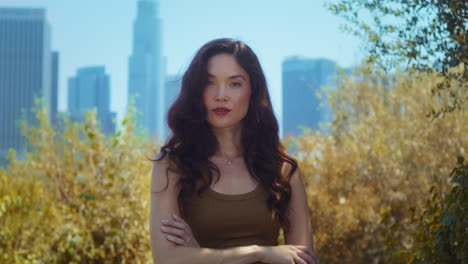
[208,73,247,81]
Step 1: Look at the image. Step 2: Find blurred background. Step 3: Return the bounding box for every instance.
[0,0,364,159]
[0,0,466,263]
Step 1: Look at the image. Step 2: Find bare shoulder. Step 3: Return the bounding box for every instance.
[151,153,181,194]
[281,160,301,183]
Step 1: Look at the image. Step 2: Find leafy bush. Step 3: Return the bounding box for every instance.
[0,105,158,264]
[287,66,467,263]
[1,65,466,264]
[381,157,467,264]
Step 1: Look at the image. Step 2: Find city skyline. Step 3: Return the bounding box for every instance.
[0,0,365,136]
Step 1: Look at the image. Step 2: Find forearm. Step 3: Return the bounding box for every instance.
[154,245,262,264]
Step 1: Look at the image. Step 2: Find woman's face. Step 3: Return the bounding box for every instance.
[203,53,252,129]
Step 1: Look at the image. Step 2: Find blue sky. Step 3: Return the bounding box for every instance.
[0,0,365,126]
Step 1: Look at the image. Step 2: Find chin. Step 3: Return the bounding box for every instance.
[208,120,242,129]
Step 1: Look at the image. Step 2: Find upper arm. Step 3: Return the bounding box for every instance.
[149,156,182,263]
[282,162,314,250]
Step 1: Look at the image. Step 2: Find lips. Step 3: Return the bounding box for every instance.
[212,107,231,116]
[212,107,231,113]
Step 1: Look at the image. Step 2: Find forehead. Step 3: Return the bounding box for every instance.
[206,53,249,79]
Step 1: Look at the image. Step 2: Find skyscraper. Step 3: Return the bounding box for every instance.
[128,0,165,139]
[68,66,116,135]
[51,51,59,125]
[282,57,339,138]
[0,8,54,165]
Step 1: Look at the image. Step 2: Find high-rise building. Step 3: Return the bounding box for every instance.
[162,74,182,141]
[68,66,116,134]
[51,51,59,125]
[128,0,165,140]
[0,8,53,166]
[282,57,339,138]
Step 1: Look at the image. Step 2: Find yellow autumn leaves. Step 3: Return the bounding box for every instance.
[0,64,466,263]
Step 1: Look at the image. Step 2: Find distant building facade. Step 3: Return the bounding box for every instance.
[68,66,116,134]
[128,0,165,139]
[282,57,339,138]
[0,8,56,166]
[51,51,59,125]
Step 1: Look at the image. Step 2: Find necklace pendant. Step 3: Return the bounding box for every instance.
[227,161,232,165]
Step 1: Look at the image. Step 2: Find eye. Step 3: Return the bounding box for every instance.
[207,80,215,86]
[231,82,241,87]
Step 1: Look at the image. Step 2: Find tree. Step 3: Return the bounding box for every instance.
[380,157,467,263]
[289,66,467,264]
[327,0,467,116]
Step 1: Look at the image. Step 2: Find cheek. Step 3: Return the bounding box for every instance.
[242,87,252,105]
[240,94,251,108]
[237,89,252,113]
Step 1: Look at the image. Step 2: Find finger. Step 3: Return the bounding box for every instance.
[297,251,315,264]
[162,219,186,230]
[172,214,184,221]
[296,246,313,256]
[294,246,318,264]
[293,256,307,264]
[166,234,186,245]
[160,226,185,237]
[172,214,190,228]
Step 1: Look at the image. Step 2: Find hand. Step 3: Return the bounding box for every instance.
[160,214,200,248]
[259,245,318,264]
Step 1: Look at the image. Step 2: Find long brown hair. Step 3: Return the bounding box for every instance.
[154,38,298,232]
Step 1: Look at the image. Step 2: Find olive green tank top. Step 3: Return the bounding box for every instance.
[184,183,281,249]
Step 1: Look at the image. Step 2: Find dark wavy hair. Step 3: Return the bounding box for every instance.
[154,38,298,232]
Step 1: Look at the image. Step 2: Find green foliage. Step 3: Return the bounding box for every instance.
[286,65,467,264]
[1,66,466,263]
[0,103,159,264]
[381,157,467,264]
[327,0,467,116]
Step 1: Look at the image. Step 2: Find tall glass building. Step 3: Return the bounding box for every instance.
[51,51,59,125]
[0,8,55,166]
[68,66,116,135]
[128,0,165,140]
[282,57,339,138]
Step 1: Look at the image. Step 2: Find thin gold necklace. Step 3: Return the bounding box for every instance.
[219,152,243,165]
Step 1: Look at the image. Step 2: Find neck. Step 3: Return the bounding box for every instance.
[211,125,243,159]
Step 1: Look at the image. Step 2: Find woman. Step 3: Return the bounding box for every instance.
[150,38,318,264]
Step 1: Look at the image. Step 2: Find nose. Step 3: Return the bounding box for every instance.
[215,84,228,102]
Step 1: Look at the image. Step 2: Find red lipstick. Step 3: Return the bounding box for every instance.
[212,107,231,116]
